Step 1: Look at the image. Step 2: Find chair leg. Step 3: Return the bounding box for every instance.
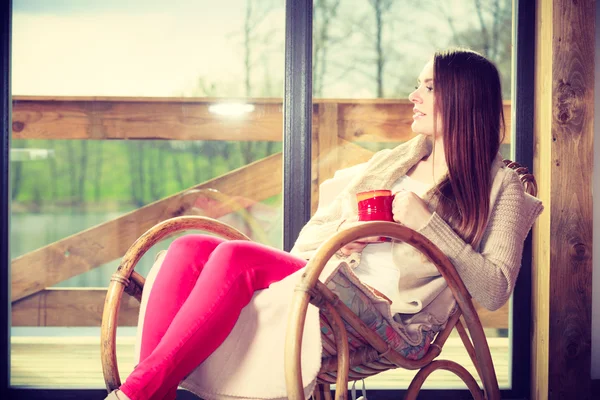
[404,360,484,400]
[455,318,483,380]
[322,303,349,400]
[312,384,332,400]
[312,385,321,400]
[324,384,333,400]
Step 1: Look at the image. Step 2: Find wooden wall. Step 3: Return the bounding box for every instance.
[533,0,595,399]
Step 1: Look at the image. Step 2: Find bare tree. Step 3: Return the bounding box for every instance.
[454,0,512,98]
[238,0,278,164]
[406,0,512,98]
[369,0,394,98]
[313,0,342,98]
[327,0,398,98]
[468,0,511,63]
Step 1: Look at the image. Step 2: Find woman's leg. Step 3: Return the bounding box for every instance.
[135,234,225,400]
[120,240,307,400]
[138,234,226,362]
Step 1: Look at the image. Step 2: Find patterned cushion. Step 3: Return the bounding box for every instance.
[320,270,435,365]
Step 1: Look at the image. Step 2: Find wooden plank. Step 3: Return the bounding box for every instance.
[532,1,552,397]
[310,137,376,214]
[12,288,140,327]
[334,139,377,169]
[9,335,510,388]
[12,97,512,144]
[312,103,341,214]
[11,288,508,328]
[11,153,283,303]
[533,1,594,399]
[474,301,508,330]
[547,1,594,398]
[337,101,511,144]
[12,98,285,141]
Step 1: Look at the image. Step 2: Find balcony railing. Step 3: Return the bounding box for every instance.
[10,96,512,330]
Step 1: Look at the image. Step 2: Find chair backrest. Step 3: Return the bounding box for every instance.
[503,159,537,196]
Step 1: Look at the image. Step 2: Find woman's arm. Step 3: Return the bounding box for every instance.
[290,163,367,258]
[417,171,543,311]
[290,196,345,257]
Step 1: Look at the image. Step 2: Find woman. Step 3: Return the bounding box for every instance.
[107,48,543,400]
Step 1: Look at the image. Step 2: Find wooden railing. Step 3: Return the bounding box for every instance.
[10,96,512,328]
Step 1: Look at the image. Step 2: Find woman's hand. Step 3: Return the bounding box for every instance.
[392,190,433,231]
[337,217,381,256]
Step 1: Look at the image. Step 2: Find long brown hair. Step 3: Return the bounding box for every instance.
[430,48,505,248]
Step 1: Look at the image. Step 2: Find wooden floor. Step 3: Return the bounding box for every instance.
[10,335,510,391]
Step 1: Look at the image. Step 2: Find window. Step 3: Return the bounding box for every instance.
[10,0,285,390]
[3,0,534,398]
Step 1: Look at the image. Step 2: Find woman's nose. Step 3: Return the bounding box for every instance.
[408,90,421,104]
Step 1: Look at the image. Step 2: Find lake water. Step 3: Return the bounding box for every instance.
[11,209,283,288]
[11,211,159,288]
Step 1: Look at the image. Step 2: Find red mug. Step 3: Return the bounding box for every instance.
[356,190,395,222]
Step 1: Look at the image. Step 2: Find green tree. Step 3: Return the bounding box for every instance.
[10,140,25,201]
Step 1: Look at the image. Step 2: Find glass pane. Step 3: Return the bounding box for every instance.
[11,0,284,389]
[311,0,513,391]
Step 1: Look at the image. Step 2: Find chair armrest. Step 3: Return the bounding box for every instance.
[285,221,500,400]
[101,216,248,392]
[115,216,249,290]
[299,221,474,308]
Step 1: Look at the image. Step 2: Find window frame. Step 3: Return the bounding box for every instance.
[0,0,535,398]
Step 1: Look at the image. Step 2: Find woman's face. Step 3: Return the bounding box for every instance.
[408,61,440,136]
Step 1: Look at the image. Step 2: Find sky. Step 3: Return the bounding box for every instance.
[11,0,488,99]
[12,0,286,97]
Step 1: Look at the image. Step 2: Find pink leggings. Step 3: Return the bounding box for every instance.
[120,235,307,400]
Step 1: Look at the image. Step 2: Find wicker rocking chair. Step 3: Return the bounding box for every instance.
[101,160,536,400]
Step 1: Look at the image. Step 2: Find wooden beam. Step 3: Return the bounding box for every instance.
[336,101,511,144]
[476,302,508,331]
[533,1,594,399]
[310,105,378,214]
[532,1,553,397]
[11,153,283,303]
[312,103,341,214]
[12,288,140,327]
[11,97,285,142]
[12,97,512,144]
[11,288,508,328]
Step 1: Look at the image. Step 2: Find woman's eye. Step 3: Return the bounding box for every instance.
[414,86,419,90]
[426,86,433,92]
